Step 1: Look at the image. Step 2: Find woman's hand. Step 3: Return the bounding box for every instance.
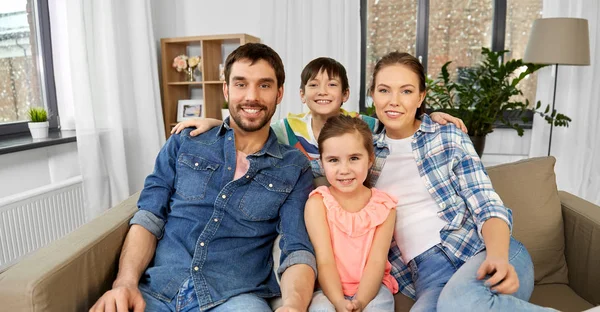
[170,118,223,136]
[476,256,519,294]
[430,112,468,133]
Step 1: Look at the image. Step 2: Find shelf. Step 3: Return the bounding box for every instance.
[160,34,260,139]
[167,81,203,86]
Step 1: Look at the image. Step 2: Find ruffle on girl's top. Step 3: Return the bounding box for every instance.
[309,186,398,237]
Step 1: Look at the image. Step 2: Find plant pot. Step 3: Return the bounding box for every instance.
[28,121,49,139]
[469,135,486,157]
[221,109,229,121]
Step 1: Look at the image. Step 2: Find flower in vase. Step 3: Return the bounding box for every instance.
[172,55,188,72]
[188,56,200,68]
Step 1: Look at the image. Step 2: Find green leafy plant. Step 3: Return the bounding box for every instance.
[426,47,571,137]
[27,107,48,122]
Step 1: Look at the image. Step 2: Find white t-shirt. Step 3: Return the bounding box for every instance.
[375,134,447,264]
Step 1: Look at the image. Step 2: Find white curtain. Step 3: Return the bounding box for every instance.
[259,0,362,119]
[50,0,165,220]
[529,0,600,205]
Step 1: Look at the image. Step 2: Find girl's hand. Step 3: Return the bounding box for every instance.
[170,118,223,136]
[349,298,364,312]
[333,298,353,312]
[430,112,468,133]
[476,256,519,294]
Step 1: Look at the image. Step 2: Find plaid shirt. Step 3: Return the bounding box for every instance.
[370,114,513,299]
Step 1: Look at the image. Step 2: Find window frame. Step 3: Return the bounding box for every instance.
[360,0,508,112]
[0,0,59,136]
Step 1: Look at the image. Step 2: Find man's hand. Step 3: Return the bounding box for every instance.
[89,284,145,312]
[430,112,468,133]
[476,256,520,294]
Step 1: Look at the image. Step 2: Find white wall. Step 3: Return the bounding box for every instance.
[151,1,262,41]
[0,143,80,198]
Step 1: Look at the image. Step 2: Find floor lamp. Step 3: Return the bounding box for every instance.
[523,18,590,156]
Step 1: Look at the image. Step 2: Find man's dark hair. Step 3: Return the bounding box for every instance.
[224,43,285,88]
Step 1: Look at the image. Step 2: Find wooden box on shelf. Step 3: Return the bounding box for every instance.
[159,33,260,138]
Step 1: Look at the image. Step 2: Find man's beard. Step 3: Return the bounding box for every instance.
[228,93,277,132]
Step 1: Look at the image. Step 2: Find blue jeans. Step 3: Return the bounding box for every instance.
[309,285,394,312]
[142,277,271,311]
[409,238,555,312]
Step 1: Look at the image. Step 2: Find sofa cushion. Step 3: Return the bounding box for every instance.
[487,157,568,285]
[530,284,593,312]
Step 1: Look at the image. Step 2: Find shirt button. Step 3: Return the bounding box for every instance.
[228,137,232,141]
[227,167,232,170]
[195,163,199,167]
[222,194,226,199]
[428,188,435,194]
[268,183,273,188]
[194,266,199,271]
[200,242,205,246]
[440,202,447,209]
[214,218,218,222]
[246,175,250,179]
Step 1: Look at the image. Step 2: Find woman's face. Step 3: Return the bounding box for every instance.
[372,64,426,139]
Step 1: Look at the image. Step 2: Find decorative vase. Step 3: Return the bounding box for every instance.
[469,135,486,157]
[28,121,49,139]
[186,66,195,82]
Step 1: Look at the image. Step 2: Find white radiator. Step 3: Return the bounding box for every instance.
[0,176,85,272]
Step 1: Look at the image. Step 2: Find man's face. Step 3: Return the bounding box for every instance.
[223,59,283,133]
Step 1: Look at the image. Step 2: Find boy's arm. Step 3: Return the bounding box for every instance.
[353,209,396,309]
[171,117,222,136]
[304,195,347,310]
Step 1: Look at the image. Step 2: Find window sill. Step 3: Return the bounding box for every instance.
[0,130,77,155]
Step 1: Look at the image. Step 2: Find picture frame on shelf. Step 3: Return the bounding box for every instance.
[177,99,205,122]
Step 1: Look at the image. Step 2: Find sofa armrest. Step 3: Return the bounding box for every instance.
[0,193,139,312]
[560,191,600,306]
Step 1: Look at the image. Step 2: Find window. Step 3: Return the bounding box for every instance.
[0,0,57,136]
[362,0,542,110]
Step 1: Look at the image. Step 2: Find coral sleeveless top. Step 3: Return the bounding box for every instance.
[309,186,399,296]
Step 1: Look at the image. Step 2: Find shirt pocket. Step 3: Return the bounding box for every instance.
[175,153,219,201]
[239,173,293,221]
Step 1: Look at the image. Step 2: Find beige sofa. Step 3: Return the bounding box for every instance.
[1,157,599,311]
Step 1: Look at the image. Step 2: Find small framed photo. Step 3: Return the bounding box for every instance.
[177,99,204,122]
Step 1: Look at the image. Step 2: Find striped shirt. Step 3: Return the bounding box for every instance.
[271,108,379,178]
[370,114,513,299]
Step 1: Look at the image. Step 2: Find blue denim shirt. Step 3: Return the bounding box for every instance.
[130,121,316,310]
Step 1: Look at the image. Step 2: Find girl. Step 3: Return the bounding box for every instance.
[171,57,466,179]
[368,51,554,311]
[305,115,398,312]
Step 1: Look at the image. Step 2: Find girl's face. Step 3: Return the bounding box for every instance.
[372,64,426,139]
[320,131,372,194]
[300,70,349,118]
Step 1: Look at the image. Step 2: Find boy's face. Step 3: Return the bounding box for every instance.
[300,69,349,119]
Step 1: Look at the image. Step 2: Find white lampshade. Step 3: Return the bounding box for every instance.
[524,18,590,65]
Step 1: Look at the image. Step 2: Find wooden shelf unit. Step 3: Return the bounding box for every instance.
[159,34,260,138]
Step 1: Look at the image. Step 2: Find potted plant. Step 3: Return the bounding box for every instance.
[27,107,49,139]
[426,47,571,156]
[221,101,229,120]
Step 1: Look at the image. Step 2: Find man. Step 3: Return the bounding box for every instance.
[90,43,316,312]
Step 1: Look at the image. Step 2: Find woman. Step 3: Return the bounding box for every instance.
[368,51,553,311]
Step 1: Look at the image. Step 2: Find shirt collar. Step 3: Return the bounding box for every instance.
[217,117,283,159]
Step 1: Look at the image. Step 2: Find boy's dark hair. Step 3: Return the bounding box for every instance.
[300,57,349,94]
[224,43,285,88]
[369,51,427,117]
[318,115,375,188]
